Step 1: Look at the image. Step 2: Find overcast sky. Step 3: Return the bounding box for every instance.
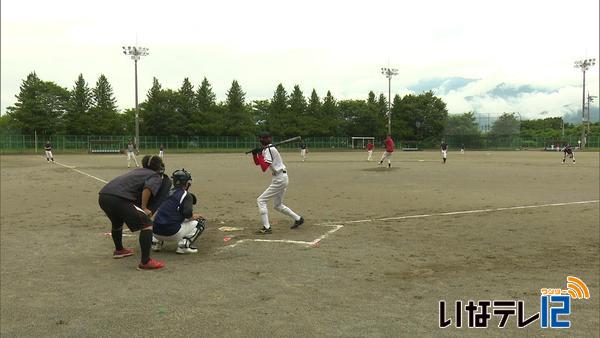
[1,0,599,120]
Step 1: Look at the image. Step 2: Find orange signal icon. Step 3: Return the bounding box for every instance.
[566,276,590,300]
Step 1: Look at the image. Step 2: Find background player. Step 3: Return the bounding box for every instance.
[251,131,304,234]
[127,140,139,168]
[300,141,307,161]
[441,140,448,164]
[152,169,205,254]
[44,140,54,163]
[378,135,394,168]
[98,155,166,270]
[159,144,165,158]
[562,144,575,164]
[366,140,374,161]
[460,143,465,154]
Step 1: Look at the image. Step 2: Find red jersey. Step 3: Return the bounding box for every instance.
[384,137,394,153]
[366,143,374,151]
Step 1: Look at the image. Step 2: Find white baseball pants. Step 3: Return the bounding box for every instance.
[380,151,392,164]
[257,173,300,228]
[127,151,139,167]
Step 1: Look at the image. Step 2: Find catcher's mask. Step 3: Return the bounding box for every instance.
[172,168,192,187]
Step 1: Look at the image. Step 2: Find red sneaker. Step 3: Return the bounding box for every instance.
[113,248,134,259]
[137,258,165,270]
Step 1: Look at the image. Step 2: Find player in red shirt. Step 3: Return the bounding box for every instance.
[366,140,374,161]
[378,135,394,168]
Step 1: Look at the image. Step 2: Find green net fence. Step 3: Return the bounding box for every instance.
[1,134,598,153]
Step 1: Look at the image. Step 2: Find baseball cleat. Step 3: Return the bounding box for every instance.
[256,227,272,234]
[291,217,304,229]
[151,240,164,252]
[176,245,198,254]
[113,248,134,259]
[137,258,165,270]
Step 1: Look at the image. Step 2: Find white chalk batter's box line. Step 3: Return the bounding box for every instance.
[226,199,598,249]
[40,157,599,249]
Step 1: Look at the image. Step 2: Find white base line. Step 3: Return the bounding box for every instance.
[316,200,599,225]
[225,224,344,249]
[41,157,108,184]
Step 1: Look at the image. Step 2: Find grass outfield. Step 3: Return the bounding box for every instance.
[1,151,598,336]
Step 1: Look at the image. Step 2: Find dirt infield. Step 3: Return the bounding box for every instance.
[1,150,599,337]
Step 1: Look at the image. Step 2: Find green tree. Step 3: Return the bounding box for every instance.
[64,74,92,134]
[394,91,448,143]
[268,83,288,135]
[177,77,196,134]
[305,89,322,135]
[321,91,339,135]
[118,108,136,135]
[446,112,480,136]
[224,80,252,136]
[6,72,69,135]
[251,99,270,130]
[338,99,367,136]
[491,112,520,136]
[140,78,185,136]
[90,74,119,134]
[196,77,216,112]
[287,85,306,136]
[191,77,218,135]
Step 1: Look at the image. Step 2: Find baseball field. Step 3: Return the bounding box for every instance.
[1,150,598,336]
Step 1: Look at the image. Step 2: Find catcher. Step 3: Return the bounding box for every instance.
[152,169,206,254]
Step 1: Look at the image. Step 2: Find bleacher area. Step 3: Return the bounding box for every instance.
[88,140,122,154]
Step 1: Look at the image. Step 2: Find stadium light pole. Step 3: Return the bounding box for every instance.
[587,93,597,135]
[381,67,398,135]
[574,58,596,148]
[122,46,149,148]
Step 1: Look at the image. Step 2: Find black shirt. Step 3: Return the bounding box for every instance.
[44,143,52,151]
[99,168,163,203]
[441,143,448,151]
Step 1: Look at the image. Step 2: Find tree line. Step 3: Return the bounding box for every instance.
[3,72,595,142]
[3,72,450,141]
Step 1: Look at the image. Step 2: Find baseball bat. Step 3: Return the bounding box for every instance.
[245,136,302,154]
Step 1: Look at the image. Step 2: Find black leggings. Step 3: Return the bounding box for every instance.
[98,194,152,231]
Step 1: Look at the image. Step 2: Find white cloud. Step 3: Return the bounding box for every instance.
[1,0,599,120]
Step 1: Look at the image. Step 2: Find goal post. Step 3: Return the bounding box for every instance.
[351,137,375,149]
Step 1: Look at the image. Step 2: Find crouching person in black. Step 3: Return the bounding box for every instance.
[152,169,206,254]
[98,155,168,270]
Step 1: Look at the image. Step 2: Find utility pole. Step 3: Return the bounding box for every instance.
[381,67,398,135]
[574,58,596,148]
[122,46,149,149]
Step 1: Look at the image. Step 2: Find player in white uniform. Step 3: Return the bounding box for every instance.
[441,141,448,164]
[251,132,304,234]
[44,140,54,163]
[127,140,139,168]
[300,141,307,162]
[159,144,164,158]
